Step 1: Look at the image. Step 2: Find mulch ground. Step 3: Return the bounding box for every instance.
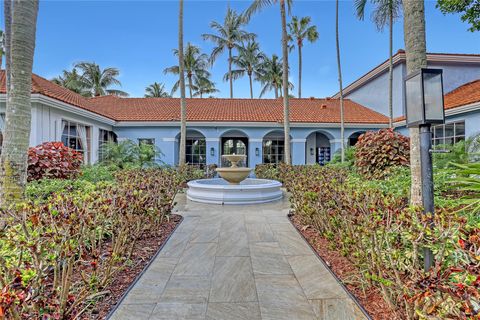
[289,214,402,320]
[80,214,182,320]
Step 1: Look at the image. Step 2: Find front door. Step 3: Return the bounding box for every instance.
[221,137,248,166]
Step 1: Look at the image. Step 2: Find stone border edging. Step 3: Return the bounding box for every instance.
[105,214,184,319]
[287,212,373,320]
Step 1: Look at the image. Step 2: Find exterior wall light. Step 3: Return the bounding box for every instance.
[210,147,215,157]
[310,148,314,156]
[404,68,445,271]
[255,147,259,157]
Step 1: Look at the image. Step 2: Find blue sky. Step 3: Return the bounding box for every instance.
[2,0,479,98]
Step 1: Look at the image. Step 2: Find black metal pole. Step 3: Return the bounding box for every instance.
[419,124,434,271]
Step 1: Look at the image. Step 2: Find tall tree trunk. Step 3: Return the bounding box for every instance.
[336,0,345,163]
[4,0,12,89]
[248,73,253,99]
[274,85,278,99]
[388,6,394,128]
[403,0,427,206]
[298,44,302,98]
[228,47,233,98]
[280,0,291,165]
[188,74,193,98]
[0,0,39,205]
[178,0,187,166]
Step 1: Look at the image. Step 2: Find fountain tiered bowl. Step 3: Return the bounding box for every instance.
[186,154,283,205]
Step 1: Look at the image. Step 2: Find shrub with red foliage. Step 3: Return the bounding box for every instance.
[27,142,83,181]
[354,128,410,179]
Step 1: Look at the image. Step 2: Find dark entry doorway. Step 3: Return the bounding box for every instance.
[221,137,248,166]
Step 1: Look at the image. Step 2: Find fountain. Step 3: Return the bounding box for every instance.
[186,154,283,205]
[216,154,252,184]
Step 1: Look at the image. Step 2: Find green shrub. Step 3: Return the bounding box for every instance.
[354,128,410,179]
[99,140,163,169]
[432,140,470,169]
[280,164,477,318]
[329,146,355,166]
[26,178,98,202]
[79,164,116,183]
[1,168,182,319]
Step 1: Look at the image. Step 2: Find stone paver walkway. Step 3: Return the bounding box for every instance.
[110,192,367,320]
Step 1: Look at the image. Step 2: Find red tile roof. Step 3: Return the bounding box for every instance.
[0,70,117,119]
[88,95,389,124]
[444,79,480,110]
[0,70,388,124]
[394,79,480,123]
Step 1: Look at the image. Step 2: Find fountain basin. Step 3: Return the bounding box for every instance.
[187,178,283,205]
[215,167,252,184]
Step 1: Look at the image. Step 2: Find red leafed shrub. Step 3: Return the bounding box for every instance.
[354,128,410,179]
[27,142,83,181]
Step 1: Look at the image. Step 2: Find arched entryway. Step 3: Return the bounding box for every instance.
[262,130,291,164]
[177,129,207,167]
[348,131,366,147]
[220,130,249,166]
[305,131,333,165]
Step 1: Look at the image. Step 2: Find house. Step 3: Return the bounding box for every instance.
[0,71,388,166]
[333,51,480,145]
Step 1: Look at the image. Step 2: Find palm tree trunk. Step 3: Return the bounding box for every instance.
[0,0,39,205]
[274,86,278,99]
[229,47,233,98]
[4,0,12,88]
[248,73,253,99]
[298,44,302,98]
[280,0,291,165]
[403,0,427,206]
[188,75,193,98]
[388,5,394,128]
[178,0,187,166]
[336,0,345,163]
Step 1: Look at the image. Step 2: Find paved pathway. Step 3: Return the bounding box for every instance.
[110,192,367,320]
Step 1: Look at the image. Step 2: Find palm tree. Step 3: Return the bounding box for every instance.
[244,0,293,164]
[0,0,39,205]
[355,0,402,127]
[164,43,210,98]
[202,8,256,98]
[178,0,187,166]
[256,54,293,98]
[403,0,427,207]
[336,0,346,163]
[144,82,170,98]
[74,62,129,97]
[0,30,4,70]
[226,41,266,98]
[52,68,90,96]
[287,16,319,98]
[192,77,219,98]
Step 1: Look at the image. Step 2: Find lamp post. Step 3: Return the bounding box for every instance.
[405,68,445,271]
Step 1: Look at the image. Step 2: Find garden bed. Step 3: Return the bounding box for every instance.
[82,214,182,319]
[290,214,400,320]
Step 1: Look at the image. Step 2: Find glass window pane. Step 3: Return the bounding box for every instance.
[455,122,465,137]
[405,73,423,125]
[423,72,444,122]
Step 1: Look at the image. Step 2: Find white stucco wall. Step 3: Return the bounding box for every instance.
[0,101,113,163]
[344,61,480,118]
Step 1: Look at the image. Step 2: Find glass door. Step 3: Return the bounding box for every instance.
[221,138,248,166]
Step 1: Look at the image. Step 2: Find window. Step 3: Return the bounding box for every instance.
[263,138,285,164]
[98,129,117,161]
[138,138,155,146]
[186,138,206,166]
[432,121,465,146]
[61,120,91,163]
